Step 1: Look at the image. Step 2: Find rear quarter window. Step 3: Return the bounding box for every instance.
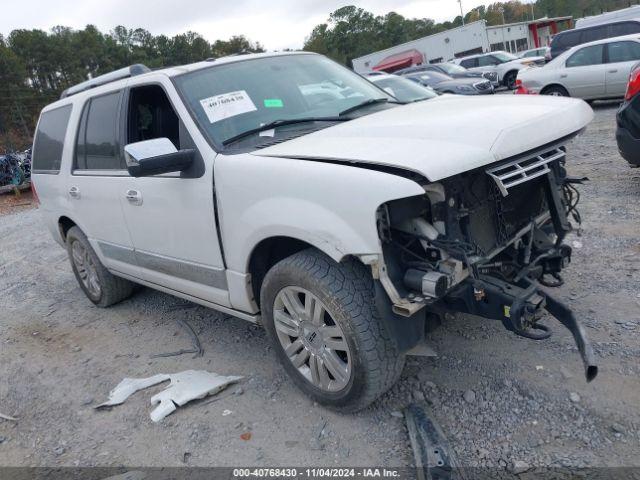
[32,105,72,174]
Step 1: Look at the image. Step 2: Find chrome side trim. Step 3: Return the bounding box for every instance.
[97,241,227,290]
[135,250,228,289]
[486,148,565,196]
[97,241,137,264]
[109,269,259,323]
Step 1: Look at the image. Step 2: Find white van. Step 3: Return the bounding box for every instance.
[31,52,597,411]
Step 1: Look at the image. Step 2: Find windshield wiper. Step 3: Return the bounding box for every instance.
[338,97,394,116]
[222,117,347,146]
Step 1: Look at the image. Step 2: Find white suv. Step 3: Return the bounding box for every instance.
[32,52,597,411]
[453,51,542,89]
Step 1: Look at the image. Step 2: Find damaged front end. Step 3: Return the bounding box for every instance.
[375,142,598,382]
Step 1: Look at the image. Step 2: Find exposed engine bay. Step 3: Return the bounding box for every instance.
[375,142,598,382]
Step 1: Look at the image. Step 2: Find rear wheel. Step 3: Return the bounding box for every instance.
[504,71,518,90]
[66,226,135,307]
[261,249,405,412]
[542,85,569,97]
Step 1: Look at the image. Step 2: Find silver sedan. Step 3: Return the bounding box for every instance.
[516,33,640,99]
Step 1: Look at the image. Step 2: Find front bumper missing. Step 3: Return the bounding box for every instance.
[438,275,598,382]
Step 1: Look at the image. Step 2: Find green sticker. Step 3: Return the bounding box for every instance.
[264,98,284,108]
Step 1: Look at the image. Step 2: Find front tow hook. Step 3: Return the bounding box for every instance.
[542,291,598,382]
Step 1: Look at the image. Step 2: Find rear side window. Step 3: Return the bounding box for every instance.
[460,58,477,68]
[75,91,123,170]
[32,105,72,173]
[566,44,604,67]
[581,26,605,43]
[607,41,640,63]
[608,21,640,36]
[553,30,582,49]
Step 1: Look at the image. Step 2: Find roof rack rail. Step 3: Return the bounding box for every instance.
[60,64,151,99]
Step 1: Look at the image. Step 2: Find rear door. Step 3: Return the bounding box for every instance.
[605,40,640,96]
[563,44,607,98]
[118,76,229,307]
[68,90,139,278]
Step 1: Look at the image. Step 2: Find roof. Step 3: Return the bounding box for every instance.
[486,16,573,30]
[42,51,315,112]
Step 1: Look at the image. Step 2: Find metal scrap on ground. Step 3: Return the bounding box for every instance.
[405,403,459,480]
[96,370,243,422]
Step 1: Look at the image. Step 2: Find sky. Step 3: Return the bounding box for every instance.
[0,0,504,50]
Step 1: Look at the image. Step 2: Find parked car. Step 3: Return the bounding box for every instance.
[616,61,640,165]
[452,51,542,89]
[518,46,550,60]
[32,52,597,412]
[549,19,640,59]
[396,63,499,87]
[516,34,640,99]
[365,73,439,103]
[402,70,494,95]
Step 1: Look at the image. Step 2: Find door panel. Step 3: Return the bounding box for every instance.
[564,44,606,98]
[68,91,139,277]
[605,41,640,96]
[119,77,229,306]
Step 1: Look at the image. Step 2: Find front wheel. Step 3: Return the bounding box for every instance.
[260,250,405,412]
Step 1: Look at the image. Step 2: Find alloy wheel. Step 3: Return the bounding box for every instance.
[273,286,352,392]
[71,240,102,298]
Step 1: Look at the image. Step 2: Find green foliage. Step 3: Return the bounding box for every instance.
[0,26,264,149]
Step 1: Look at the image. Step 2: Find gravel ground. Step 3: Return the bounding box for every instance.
[0,103,638,473]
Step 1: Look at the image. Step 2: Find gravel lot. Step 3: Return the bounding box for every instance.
[0,103,638,473]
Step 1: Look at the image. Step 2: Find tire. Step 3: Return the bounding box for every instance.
[66,226,135,307]
[260,249,405,412]
[504,71,518,90]
[542,85,569,97]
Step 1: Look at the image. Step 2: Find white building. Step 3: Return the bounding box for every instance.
[352,16,572,73]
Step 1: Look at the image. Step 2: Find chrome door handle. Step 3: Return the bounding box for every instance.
[68,186,80,199]
[125,189,143,206]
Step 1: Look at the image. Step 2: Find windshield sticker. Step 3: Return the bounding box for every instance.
[263,98,284,108]
[199,90,257,123]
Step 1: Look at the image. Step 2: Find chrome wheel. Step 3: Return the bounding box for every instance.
[71,240,101,298]
[273,286,352,392]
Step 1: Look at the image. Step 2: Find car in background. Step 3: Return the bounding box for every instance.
[616,61,640,165]
[401,70,494,95]
[549,19,640,59]
[451,51,542,89]
[396,63,499,87]
[365,73,439,103]
[516,34,640,99]
[518,46,550,61]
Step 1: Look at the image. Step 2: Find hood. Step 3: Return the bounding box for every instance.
[253,95,593,181]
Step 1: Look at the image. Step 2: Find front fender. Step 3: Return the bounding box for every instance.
[215,153,425,272]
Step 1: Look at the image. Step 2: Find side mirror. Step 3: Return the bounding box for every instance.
[124,138,195,177]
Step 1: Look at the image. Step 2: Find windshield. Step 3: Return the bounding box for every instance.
[438,63,467,74]
[174,54,393,147]
[493,52,518,63]
[371,76,438,103]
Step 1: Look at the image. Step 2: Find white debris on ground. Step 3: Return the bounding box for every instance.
[0,412,18,422]
[96,370,242,422]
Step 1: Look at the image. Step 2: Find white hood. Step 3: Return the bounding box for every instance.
[254,95,593,181]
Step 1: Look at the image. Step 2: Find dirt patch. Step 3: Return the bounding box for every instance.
[0,188,35,216]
